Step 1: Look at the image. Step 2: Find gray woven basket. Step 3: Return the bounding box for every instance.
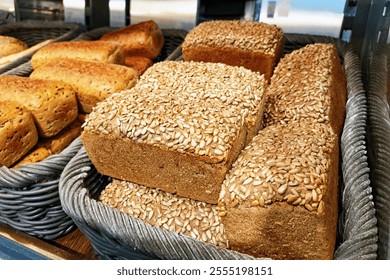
[366,44,390,259]
[0,21,82,74]
[59,33,378,259]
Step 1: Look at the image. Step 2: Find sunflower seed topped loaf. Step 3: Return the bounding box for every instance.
[0,101,38,167]
[30,58,139,113]
[30,40,126,69]
[99,179,229,248]
[218,122,339,259]
[264,43,346,136]
[0,75,78,138]
[82,61,267,204]
[182,20,284,82]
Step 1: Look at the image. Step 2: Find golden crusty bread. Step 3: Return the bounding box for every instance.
[124,55,153,75]
[182,20,284,82]
[0,76,78,138]
[30,59,139,113]
[100,20,164,59]
[0,101,38,167]
[30,40,126,69]
[13,119,82,167]
[0,35,28,59]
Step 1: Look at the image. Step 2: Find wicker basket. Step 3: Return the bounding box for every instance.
[366,45,390,259]
[59,33,378,259]
[0,27,186,240]
[0,21,82,74]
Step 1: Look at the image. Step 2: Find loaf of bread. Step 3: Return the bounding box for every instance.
[99,122,338,260]
[30,40,126,69]
[30,59,139,113]
[0,76,78,138]
[264,43,346,136]
[182,20,284,81]
[124,56,153,75]
[13,119,82,167]
[0,35,28,58]
[100,20,164,59]
[99,179,229,248]
[0,101,38,167]
[82,61,267,204]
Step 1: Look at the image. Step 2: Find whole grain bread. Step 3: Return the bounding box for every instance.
[182,20,284,81]
[0,75,78,138]
[264,43,346,136]
[0,101,38,167]
[30,40,126,69]
[30,59,139,113]
[82,61,267,204]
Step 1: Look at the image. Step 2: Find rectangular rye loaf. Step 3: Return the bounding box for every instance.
[182,20,284,82]
[0,76,78,138]
[30,58,139,113]
[0,101,38,167]
[82,61,267,204]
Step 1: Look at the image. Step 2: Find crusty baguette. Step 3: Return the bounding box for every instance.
[0,75,78,138]
[30,40,125,69]
[0,101,38,167]
[30,58,139,113]
[13,119,82,167]
[100,20,164,59]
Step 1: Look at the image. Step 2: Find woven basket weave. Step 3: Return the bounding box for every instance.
[59,33,378,259]
[0,21,82,74]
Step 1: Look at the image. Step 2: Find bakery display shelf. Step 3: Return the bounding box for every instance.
[2,27,188,77]
[58,33,378,260]
[0,21,83,74]
[366,44,390,260]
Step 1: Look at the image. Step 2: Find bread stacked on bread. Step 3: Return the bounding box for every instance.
[83,60,267,204]
[182,20,284,82]
[0,35,28,59]
[30,59,138,113]
[89,30,347,259]
[0,76,81,167]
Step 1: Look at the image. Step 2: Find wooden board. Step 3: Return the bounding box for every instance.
[0,223,95,260]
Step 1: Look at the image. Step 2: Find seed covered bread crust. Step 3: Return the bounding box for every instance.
[30,40,126,69]
[100,20,164,59]
[182,20,284,81]
[264,43,346,136]
[0,75,78,138]
[99,179,229,248]
[82,61,267,204]
[218,122,339,259]
[0,101,38,167]
[30,58,139,113]
[0,35,28,58]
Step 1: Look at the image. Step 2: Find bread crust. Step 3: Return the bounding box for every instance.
[31,40,125,69]
[0,101,38,167]
[30,59,139,113]
[100,20,164,59]
[0,35,28,58]
[0,76,78,138]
